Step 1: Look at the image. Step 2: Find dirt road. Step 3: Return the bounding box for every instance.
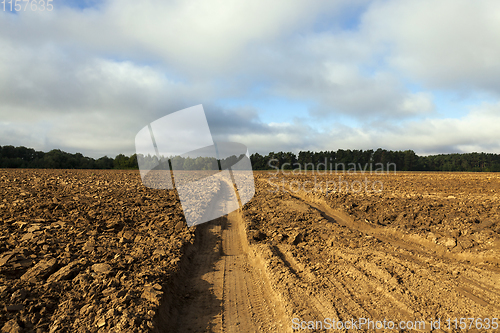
[155,180,288,332]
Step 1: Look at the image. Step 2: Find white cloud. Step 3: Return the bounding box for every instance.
[362,0,500,94]
[339,102,500,155]
[399,92,434,115]
[228,101,500,155]
[269,60,434,118]
[0,0,352,75]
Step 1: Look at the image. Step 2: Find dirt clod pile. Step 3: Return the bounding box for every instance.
[0,170,192,332]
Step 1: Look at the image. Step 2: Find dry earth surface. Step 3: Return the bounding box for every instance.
[1,169,499,332]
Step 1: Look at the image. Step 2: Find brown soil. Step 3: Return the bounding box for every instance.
[1,170,499,332]
[0,169,193,332]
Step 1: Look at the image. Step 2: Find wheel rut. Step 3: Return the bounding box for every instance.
[259,178,500,326]
[154,180,288,332]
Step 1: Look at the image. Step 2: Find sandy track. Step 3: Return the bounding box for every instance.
[155,180,288,332]
[220,214,288,332]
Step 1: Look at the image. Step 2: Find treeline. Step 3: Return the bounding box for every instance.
[0,145,244,170]
[138,154,246,171]
[2,145,500,172]
[0,145,138,169]
[250,148,500,172]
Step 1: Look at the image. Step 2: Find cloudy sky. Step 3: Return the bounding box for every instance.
[1,0,499,158]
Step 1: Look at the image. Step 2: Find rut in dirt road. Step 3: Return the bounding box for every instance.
[154,181,288,333]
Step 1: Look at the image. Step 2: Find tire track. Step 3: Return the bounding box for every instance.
[156,180,288,332]
[278,180,500,321]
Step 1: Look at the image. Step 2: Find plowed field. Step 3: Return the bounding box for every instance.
[1,170,499,332]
